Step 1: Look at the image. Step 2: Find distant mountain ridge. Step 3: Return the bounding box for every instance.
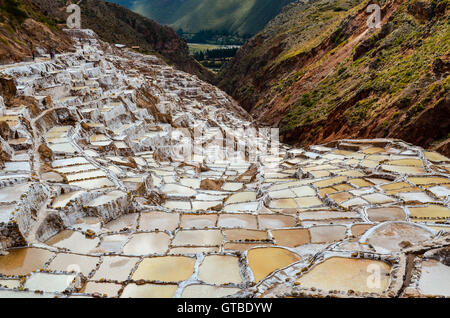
[108,0,296,36]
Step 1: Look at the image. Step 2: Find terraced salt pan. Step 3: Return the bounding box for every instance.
[0,248,54,276]
[140,212,179,231]
[0,183,30,203]
[223,201,259,212]
[49,143,77,154]
[225,192,257,205]
[132,256,196,282]
[258,215,296,229]
[92,256,139,282]
[52,157,89,168]
[46,230,100,254]
[0,205,15,223]
[85,190,126,207]
[161,184,196,197]
[248,247,301,283]
[408,205,450,219]
[296,257,391,293]
[172,230,223,246]
[104,214,138,231]
[121,284,177,298]
[181,285,240,298]
[81,282,122,297]
[47,253,99,276]
[122,232,170,255]
[51,190,86,208]
[4,161,31,172]
[225,229,269,241]
[24,272,76,293]
[69,177,115,190]
[98,234,129,253]
[198,255,242,284]
[218,214,258,229]
[363,222,433,253]
[54,164,97,174]
[418,260,450,297]
[271,229,310,247]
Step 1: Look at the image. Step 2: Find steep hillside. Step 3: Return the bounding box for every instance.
[0,0,74,64]
[218,0,450,155]
[110,0,296,36]
[32,0,213,81]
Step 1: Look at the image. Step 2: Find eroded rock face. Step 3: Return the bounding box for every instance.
[0,29,448,298]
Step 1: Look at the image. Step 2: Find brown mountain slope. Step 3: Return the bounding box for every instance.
[218,0,450,155]
[31,0,213,82]
[0,0,74,63]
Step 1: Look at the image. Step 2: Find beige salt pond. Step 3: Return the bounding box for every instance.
[223,201,259,212]
[180,214,217,229]
[69,177,115,190]
[66,170,108,182]
[197,255,243,284]
[0,183,30,203]
[363,222,433,253]
[140,212,180,231]
[417,259,450,297]
[0,204,15,223]
[47,253,99,276]
[81,282,122,297]
[98,234,129,253]
[54,164,97,174]
[224,229,269,241]
[271,229,310,247]
[247,247,301,282]
[366,207,407,222]
[408,205,450,219]
[172,230,223,246]
[132,256,196,282]
[46,230,100,254]
[86,190,127,207]
[161,184,196,198]
[225,191,257,205]
[258,215,296,229]
[296,257,391,293]
[51,190,86,209]
[49,143,77,154]
[218,214,258,229]
[122,232,170,255]
[181,285,240,298]
[24,272,76,293]
[92,256,139,282]
[52,157,89,168]
[121,283,177,298]
[191,200,223,211]
[0,248,54,276]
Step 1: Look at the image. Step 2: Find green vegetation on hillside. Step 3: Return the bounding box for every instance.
[0,0,28,27]
[218,0,449,151]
